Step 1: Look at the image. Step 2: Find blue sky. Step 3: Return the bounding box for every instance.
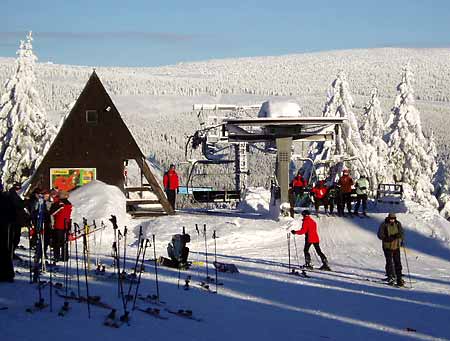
[1,0,449,67]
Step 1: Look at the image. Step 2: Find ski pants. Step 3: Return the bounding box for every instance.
[166,190,176,210]
[354,194,368,214]
[304,242,327,266]
[0,224,14,281]
[339,193,352,214]
[314,198,330,213]
[383,248,402,279]
[53,229,68,261]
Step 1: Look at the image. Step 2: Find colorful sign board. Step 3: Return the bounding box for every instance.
[50,168,96,192]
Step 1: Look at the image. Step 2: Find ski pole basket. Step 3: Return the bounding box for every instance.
[376,183,403,204]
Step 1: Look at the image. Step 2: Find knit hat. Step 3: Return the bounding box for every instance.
[388,212,396,219]
[59,190,70,199]
[301,210,311,216]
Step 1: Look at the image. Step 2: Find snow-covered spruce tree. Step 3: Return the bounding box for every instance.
[359,88,391,188]
[0,31,56,188]
[309,71,367,180]
[384,63,438,208]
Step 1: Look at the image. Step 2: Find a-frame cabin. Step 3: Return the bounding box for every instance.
[28,71,174,217]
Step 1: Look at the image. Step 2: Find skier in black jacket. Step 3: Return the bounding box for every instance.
[8,182,29,258]
[0,190,17,282]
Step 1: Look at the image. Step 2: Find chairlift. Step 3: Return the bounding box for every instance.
[376,183,404,204]
[186,160,241,204]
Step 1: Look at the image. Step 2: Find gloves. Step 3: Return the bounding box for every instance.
[400,240,404,247]
[291,230,296,235]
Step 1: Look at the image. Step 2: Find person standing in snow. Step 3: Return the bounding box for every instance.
[354,175,369,216]
[50,191,72,262]
[0,189,16,282]
[8,182,29,258]
[311,180,329,216]
[338,169,354,216]
[291,210,330,270]
[377,213,405,286]
[163,164,179,210]
[291,172,307,202]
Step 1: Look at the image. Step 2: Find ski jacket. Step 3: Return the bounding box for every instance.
[292,175,307,188]
[293,215,320,243]
[163,170,179,191]
[355,178,370,195]
[338,175,354,194]
[51,199,72,231]
[311,185,328,200]
[377,219,403,250]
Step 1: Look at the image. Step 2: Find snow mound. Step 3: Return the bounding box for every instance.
[70,180,131,244]
[257,100,301,118]
[237,187,271,214]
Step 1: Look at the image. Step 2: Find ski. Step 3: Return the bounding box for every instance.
[204,275,223,286]
[55,290,114,310]
[26,299,48,313]
[289,268,311,278]
[198,281,216,293]
[136,307,169,320]
[137,294,166,306]
[166,309,203,322]
[57,302,70,317]
[103,309,117,327]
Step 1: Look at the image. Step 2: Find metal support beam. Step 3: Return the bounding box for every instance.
[276,137,292,205]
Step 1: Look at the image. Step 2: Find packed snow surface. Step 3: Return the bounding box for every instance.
[2,182,450,341]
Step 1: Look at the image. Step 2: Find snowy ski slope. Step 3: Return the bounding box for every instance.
[1,182,450,340]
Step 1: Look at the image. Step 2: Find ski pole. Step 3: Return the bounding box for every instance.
[82,233,91,319]
[109,215,120,298]
[74,223,81,298]
[195,224,201,279]
[152,234,160,302]
[402,242,413,288]
[64,224,69,297]
[132,239,150,310]
[28,225,32,284]
[213,230,218,293]
[287,233,291,272]
[292,235,301,270]
[203,224,209,280]
[122,226,128,275]
[83,218,91,271]
[126,238,143,306]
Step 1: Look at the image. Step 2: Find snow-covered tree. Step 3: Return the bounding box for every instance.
[359,88,391,188]
[0,31,56,188]
[309,71,367,180]
[384,63,438,208]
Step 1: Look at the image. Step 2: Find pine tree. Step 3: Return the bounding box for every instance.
[384,63,438,208]
[359,88,391,189]
[0,31,56,188]
[309,71,367,180]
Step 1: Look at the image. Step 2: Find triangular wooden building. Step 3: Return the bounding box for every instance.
[29,71,174,217]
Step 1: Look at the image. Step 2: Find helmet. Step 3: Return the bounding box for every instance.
[301,210,311,216]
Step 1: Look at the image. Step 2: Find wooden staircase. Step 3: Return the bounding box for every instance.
[125,157,175,218]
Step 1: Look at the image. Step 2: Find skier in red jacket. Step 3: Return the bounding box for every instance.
[291,210,330,270]
[311,180,330,216]
[163,164,179,210]
[50,190,72,262]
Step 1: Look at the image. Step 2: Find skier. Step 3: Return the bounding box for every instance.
[163,164,179,210]
[288,187,296,218]
[377,213,405,286]
[7,182,28,258]
[0,190,16,282]
[50,190,72,262]
[354,175,369,216]
[311,180,329,216]
[326,182,338,215]
[291,210,330,270]
[291,172,307,204]
[338,169,354,216]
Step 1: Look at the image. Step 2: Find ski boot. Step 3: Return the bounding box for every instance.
[302,263,313,270]
[386,277,396,286]
[396,278,405,287]
[319,261,331,271]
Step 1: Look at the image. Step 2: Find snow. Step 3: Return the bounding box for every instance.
[257,100,302,118]
[2,183,450,341]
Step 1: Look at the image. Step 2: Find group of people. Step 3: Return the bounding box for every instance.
[0,183,72,283]
[291,209,406,287]
[289,169,369,218]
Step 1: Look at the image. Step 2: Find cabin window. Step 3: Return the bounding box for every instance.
[86,110,98,124]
